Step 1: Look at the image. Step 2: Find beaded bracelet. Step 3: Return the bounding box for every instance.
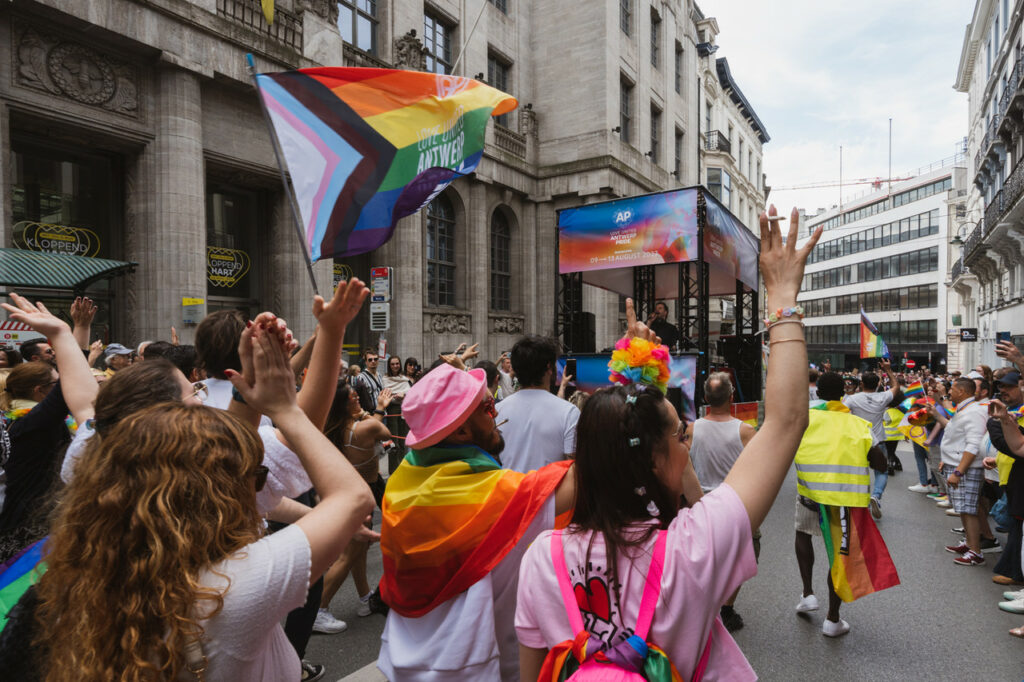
[765,318,805,332]
[765,305,804,326]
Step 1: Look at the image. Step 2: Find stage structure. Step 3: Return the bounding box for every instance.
[555,187,761,408]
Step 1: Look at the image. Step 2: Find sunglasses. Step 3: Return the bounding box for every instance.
[190,382,209,401]
[480,395,498,418]
[252,464,269,492]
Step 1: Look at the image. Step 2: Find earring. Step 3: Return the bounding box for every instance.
[646,500,661,517]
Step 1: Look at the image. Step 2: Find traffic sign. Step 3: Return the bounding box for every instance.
[905,359,916,369]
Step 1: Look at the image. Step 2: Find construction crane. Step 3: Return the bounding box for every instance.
[771,176,913,191]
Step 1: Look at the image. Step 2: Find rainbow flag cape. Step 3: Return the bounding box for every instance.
[0,538,47,631]
[859,308,889,359]
[380,445,570,617]
[253,67,517,260]
[819,505,899,602]
[903,380,925,398]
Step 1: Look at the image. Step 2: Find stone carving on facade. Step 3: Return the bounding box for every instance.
[298,0,339,24]
[394,30,427,70]
[519,107,537,137]
[491,316,524,335]
[430,314,471,334]
[14,26,139,116]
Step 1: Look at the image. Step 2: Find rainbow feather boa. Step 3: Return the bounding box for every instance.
[607,337,671,394]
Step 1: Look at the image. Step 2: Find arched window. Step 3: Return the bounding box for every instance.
[490,210,511,311]
[427,194,456,307]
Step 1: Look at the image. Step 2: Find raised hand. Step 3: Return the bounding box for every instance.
[313,277,370,336]
[989,398,1011,422]
[760,206,822,306]
[624,298,661,345]
[376,387,394,410]
[69,296,97,328]
[460,343,480,362]
[171,326,180,346]
[2,293,71,338]
[228,326,297,420]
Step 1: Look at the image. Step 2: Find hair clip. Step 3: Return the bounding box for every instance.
[635,385,648,393]
[634,486,647,496]
[646,500,661,517]
[628,437,640,447]
[625,395,638,404]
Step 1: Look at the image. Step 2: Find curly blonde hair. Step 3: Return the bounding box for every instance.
[34,403,265,681]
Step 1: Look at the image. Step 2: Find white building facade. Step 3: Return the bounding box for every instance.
[952,0,1024,371]
[798,164,965,371]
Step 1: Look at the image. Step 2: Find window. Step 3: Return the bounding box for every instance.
[756,160,761,190]
[707,168,731,209]
[674,127,683,178]
[620,0,631,35]
[650,9,661,68]
[650,105,661,164]
[737,139,744,175]
[620,77,633,144]
[487,53,511,127]
[424,13,454,74]
[705,102,712,133]
[488,0,507,13]
[727,123,734,152]
[490,210,511,310]
[207,184,263,300]
[748,151,753,180]
[674,42,683,93]
[426,194,456,307]
[338,1,378,55]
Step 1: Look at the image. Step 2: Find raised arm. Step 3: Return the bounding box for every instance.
[724,207,822,529]
[878,359,903,403]
[290,328,318,383]
[231,327,374,585]
[2,294,98,424]
[996,341,1024,375]
[990,400,1024,457]
[69,296,97,351]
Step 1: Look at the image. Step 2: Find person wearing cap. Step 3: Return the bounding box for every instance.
[377,362,576,681]
[988,369,1024,587]
[102,343,133,377]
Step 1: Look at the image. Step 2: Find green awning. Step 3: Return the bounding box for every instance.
[0,248,137,292]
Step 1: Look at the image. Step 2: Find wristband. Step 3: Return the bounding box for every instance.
[951,470,963,478]
[231,386,247,405]
[373,408,387,416]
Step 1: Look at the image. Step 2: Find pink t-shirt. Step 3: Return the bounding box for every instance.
[515,484,757,681]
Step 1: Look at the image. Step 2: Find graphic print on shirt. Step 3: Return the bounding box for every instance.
[568,562,632,646]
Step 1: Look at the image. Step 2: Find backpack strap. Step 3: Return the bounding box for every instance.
[633,529,667,639]
[550,529,585,635]
[691,630,714,682]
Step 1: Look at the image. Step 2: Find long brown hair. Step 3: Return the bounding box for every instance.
[324,381,358,448]
[91,359,183,435]
[34,404,265,682]
[5,361,54,401]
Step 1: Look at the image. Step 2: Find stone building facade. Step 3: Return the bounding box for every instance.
[1,0,766,363]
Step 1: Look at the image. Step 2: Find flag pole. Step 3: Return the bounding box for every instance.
[245,53,321,297]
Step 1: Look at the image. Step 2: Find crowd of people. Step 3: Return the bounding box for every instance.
[0,206,1020,681]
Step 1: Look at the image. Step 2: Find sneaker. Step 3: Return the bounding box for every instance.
[908,484,931,493]
[937,499,952,508]
[945,508,960,516]
[927,492,944,498]
[869,497,882,519]
[981,537,1003,554]
[822,618,851,637]
[312,609,348,634]
[1002,588,1024,600]
[301,661,326,682]
[357,593,372,617]
[945,541,969,554]
[795,594,820,613]
[999,598,1024,614]
[995,575,1024,587]
[934,494,949,502]
[951,527,965,534]
[366,586,390,616]
[720,606,744,633]
[953,550,985,566]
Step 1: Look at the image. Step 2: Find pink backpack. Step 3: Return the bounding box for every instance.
[535,529,712,682]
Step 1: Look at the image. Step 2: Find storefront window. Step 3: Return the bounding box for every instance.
[206,185,261,302]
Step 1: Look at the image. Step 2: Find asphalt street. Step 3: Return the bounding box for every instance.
[308,442,1024,681]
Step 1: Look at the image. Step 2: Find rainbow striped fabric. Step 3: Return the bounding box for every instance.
[0,538,46,631]
[380,445,571,617]
[253,67,516,260]
[859,309,889,359]
[903,380,925,398]
[819,505,899,602]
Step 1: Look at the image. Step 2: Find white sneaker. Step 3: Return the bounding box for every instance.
[796,594,820,613]
[313,609,348,634]
[999,598,1024,614]
[945,508,960,516]
[822,618,851,637]
[908,484,931,493]
[937,500,952,508]
[357,595,372,617]
[1003,589,1024,600]
[869,497,882,519]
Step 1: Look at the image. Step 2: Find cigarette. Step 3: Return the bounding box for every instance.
[495,419,509,427]
[765,215,786,221]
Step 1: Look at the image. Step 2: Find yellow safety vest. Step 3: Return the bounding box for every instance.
[996,414,1024,486]
[795,409,874,507]
[883,408,903,441]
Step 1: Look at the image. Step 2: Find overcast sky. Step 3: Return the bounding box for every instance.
[703,1,974,215]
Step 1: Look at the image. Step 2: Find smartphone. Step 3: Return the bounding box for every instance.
[997,331,1012,344]
[565,358,577,379]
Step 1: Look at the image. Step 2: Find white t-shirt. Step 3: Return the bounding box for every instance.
[378,496,555,682]
[181,524,311,681]
[495,389,580,473]
[203,377,272,427]
[843,390,894,445]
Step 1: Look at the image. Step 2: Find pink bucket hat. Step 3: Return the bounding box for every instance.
[403,364,489,449]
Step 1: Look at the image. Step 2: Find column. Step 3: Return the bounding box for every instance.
[266,190,329,342]
[468,182,490,347]
[125,66,205,344]
[374,213,423,359]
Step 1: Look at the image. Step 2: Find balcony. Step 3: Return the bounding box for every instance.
[217,0,303,51]
[704,130,731,156]
[494,124,526,158]
[950,256,963,282]
[975,53,1024,183]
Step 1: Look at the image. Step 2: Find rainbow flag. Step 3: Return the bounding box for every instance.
[730,401,760,428]
[859,308,889,359]
[253,67,517,260]
[0,538,47,631]
[903,380,925,398]
[819,506,899,602]
[380,445,570,617]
